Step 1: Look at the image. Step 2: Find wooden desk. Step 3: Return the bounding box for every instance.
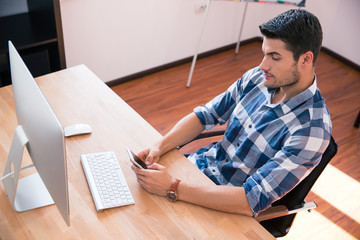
[0,65,274,239]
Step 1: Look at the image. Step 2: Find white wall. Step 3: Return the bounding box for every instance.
[60,0,360,83]
[306,0,360,66]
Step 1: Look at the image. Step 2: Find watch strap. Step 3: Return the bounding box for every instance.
[170,179,181,192]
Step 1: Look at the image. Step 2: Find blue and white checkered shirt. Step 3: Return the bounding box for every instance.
[188,67,332,216]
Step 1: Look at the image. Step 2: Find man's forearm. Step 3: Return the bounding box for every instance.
[156,112,205,155]
[177,182,254,217]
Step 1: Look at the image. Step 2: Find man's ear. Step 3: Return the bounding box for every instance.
[301,51,314,66]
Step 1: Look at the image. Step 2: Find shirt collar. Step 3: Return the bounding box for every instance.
[265,75,318,115]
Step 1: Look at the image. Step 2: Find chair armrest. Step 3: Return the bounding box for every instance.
[193,127,226,140]
[255,201,317,222]
[178,126,226,149]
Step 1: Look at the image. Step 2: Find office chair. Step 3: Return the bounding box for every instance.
[180,128,338,238]
[354,111,360,128]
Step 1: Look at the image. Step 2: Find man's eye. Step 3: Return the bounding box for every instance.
[272,56,280,61]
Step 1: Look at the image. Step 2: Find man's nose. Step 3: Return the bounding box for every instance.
[259,57,269,72]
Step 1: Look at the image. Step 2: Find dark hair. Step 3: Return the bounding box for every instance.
[259,9,323,64]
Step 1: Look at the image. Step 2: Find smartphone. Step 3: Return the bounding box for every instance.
[126,148,147,169]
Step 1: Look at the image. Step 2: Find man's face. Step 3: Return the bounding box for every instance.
[259,38,300,89]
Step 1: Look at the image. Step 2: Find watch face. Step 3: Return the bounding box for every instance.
[166,191,177,202]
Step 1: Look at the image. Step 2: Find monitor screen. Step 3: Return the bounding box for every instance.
[6,41,70,225]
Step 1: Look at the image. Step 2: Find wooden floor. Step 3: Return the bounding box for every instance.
[111,42,360,239]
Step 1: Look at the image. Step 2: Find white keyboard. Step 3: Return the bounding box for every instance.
[80,151,135,212]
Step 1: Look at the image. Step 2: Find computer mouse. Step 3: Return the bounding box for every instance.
[64,124,92,137]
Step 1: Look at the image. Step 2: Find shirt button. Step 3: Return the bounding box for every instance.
[249,124,252,128]
[212,169,216,173]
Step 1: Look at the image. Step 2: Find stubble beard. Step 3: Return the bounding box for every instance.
[264,64,300,89]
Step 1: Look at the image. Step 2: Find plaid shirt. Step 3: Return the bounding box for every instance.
[188,67,332,216]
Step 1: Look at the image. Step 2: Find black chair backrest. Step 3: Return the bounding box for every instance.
[260,136,338,237]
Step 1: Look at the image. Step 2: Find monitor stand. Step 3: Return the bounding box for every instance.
[2,125,54,212]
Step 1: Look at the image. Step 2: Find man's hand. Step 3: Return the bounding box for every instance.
[137,147,161,166]
[131,163,174,196]
[137,113,205,166]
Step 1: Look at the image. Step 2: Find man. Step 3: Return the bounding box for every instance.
[131,9,332,217]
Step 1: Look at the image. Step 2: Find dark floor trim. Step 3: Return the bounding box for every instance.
[106,38,360,87]
[321,47,360,72]
[106,37,262,87]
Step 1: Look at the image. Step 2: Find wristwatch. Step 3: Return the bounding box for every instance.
[166,179,181,202]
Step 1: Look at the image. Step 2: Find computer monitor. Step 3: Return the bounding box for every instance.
[2,41,70,226]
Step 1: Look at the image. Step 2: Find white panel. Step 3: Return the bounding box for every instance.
[0,0,28,17]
